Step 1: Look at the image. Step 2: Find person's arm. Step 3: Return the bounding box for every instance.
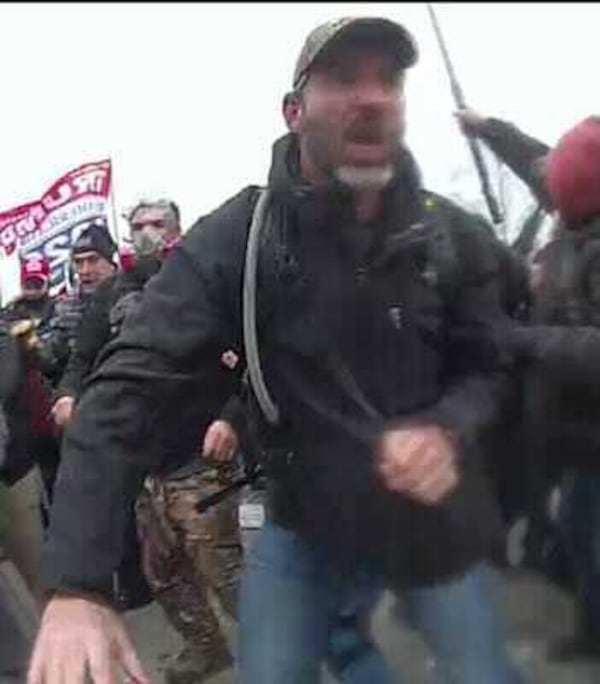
[377,205,513,504]
[32,302,74,383]
[455,109,553,210]
[419,208,513,454]
[44,190,254,600]
[29,188,256,684]
[499,323,600,387]
[0,323,20,403]
[55,281,114,403]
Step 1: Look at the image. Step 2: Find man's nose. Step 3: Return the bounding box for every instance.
[352,80,390,108]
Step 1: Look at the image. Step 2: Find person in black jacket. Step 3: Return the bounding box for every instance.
[455,108,579,580]
[490,116,600,660]
[29,17,524,684]
[53,198,244,682]
[1,258,57,530]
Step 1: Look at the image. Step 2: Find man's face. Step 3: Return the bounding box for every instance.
[72,251,114,294]
[129,206,181,258]
[21,277,48,301]
[286,47,406,188]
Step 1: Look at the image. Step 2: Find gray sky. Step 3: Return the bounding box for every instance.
[1,2,598,296]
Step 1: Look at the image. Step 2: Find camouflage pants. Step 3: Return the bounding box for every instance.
[135,464,243,668]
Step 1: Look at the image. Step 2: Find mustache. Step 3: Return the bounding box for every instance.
[344,117,395,143]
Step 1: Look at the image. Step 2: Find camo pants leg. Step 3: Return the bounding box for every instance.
[135,481,232,682]
[161,464,243,620]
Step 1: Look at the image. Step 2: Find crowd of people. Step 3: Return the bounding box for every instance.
[1,14,600,684]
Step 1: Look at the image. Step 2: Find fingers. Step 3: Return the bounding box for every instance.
[26,598,148,684]
[51,398,74,428]
[27,637,45,684]
[28,628,87,684]
[377,427,459,505]
[404,457,459,505]
[116,629,151,684]
[87,638,118,684]
[202,421,238,462]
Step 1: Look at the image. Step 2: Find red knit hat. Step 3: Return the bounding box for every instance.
[545,116,600,227]
[20,256,50,287]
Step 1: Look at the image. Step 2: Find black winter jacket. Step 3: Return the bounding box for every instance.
[45,135,510,599]
[480,120,600,468]
[57,259,162,400]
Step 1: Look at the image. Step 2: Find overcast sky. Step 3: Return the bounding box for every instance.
[1,2,598,296]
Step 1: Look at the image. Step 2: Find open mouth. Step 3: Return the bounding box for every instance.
[346,131,385,145]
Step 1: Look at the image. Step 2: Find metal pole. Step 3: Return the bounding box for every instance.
[426,3,503,226]
[107,156,123,247]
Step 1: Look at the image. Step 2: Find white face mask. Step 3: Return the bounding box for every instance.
[132,225,169,257]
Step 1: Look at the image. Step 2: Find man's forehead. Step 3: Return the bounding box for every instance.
[309,43,405,76]
[73,250,100,261]
[131,205,169,223]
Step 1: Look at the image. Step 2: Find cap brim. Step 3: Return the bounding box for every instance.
[22,275,48,287]
[296,17,418,89]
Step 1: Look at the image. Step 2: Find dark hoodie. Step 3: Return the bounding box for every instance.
[44,134,509,600]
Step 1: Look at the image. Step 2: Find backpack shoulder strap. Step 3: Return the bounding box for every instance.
[243,187,280,426]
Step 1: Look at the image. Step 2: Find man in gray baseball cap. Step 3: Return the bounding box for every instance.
[29,16,523,684]
[292,17,418,90]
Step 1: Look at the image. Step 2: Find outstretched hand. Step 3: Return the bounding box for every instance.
[28,596,151,684]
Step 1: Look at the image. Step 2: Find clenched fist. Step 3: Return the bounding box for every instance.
[202,419,239,462]
[377,425,459,505]
[453,107,487,138]
[51,396,75,428]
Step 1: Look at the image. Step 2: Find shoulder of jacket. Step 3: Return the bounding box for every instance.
[422,191,505,282]
[188,186,260,235]
[181,186,261,263]
[423,191,496,242]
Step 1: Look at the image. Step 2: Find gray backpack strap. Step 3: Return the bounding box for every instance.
[243,188,280,426]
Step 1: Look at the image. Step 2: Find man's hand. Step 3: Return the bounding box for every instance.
[10,319,37,339]
[27,596,150,684]
[51,396,75,428]
[454,107,487,138]
[377,425,459,505]
[202,419,239,462]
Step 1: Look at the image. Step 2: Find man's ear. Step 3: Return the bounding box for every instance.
[282,91,303,133]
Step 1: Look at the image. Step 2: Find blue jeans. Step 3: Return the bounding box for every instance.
[239,522,523,684]
[559,467,600,635]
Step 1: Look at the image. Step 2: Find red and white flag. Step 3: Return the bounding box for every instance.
[0,159,114,297]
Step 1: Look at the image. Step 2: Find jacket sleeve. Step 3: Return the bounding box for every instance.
[0,324,20,403]
[32,302,71,383]
[477,117,553,211]
[44,190,254,601]
[422,211,513,455]
[55,283,113,401]
[502,323,600,387]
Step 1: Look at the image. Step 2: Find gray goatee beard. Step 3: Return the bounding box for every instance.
[334,165,394,191]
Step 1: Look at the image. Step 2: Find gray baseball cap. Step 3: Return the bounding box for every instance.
[293,17,418,90]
